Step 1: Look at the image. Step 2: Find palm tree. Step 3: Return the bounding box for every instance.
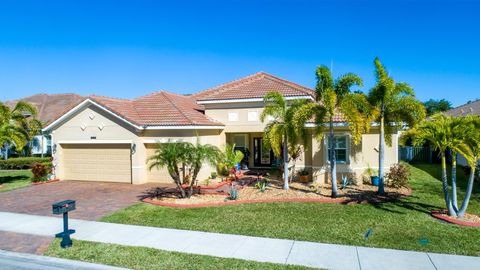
[412,114,474,216]
[294,66,372,197]
[0,101,41,159]
[147,142,191,198]
[186,141,222,197]
[260,91,307,190]
[368,58,426,194]
[219,143,244,179]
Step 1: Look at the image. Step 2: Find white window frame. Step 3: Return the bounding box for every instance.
[324,134,350,164]
[247,110,259,122]
[228,112,239,122]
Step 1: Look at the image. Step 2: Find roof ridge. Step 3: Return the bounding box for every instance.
[89,94,133,102]
[161,91,195,125]
[261,72,315,96]
[191,72,264,100]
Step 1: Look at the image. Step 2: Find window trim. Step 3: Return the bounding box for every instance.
[324,133,350,164]
[228,112,239,122]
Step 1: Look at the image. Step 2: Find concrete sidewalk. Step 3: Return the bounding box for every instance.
[0,249,128,270]
[0,211,479,270]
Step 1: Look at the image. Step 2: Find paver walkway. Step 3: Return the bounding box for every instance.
[1,211,479,270]
[0,181,164,220]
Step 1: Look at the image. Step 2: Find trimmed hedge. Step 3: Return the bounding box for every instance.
[0,157,52,170]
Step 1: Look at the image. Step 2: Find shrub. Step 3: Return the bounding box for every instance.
[0,157,51,170]
[386,163,410,188]
[31,162,51,182]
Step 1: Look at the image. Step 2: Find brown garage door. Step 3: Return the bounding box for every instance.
[145,145,173,183]
[62,144,132,183]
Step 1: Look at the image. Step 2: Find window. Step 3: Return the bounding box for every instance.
[248,111,258,122]
[228,112,239,122]
[327,135,349,163]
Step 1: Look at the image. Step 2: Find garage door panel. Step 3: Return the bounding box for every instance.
[62,144,132,183]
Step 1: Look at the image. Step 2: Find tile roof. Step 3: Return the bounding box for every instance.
[444,99,480,117]
[191,72,315,102]
[90,91,222,127]
[5,94,86,125]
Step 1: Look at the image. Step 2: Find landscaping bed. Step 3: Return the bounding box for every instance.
[432,210,480,227]
[143,177,410,208]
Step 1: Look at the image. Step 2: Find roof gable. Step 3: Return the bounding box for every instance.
[191,72,315,103]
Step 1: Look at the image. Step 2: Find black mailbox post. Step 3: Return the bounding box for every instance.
[52,199,76,248]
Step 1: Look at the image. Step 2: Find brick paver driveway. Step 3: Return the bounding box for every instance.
[0,181,167,220]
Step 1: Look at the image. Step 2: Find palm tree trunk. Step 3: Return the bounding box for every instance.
[441,153,456,216]
[451,151,458,211]
[378,109,385,195]
[283,132,289,190]
[457,166,476,217]
[329,120,338,198]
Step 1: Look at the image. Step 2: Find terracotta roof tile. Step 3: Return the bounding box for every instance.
[90,91,222,127]
[191,72,315,101]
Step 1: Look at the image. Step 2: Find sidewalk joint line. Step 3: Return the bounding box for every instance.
[356,247,362,270]
[426,253,438,270]
[284,240,295,264]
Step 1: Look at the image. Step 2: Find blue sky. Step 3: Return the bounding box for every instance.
[0,0,478,106]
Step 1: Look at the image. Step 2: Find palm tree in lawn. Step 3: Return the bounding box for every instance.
[147,142,191,198]
[260,91,307,190]
[294,66,373,197]
[412,114,474,216]
[0,101,40,159]
[368,57,426,194]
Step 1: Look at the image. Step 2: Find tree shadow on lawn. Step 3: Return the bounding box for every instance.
[369,195,439,215]
[0,174,30,185]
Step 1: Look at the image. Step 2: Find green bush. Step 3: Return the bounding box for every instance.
[386,163,410,188]
[0,157,52,170]
[31,162,50,183]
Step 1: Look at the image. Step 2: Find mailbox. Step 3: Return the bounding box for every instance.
[52,199,76,248]
[52,200,76,215]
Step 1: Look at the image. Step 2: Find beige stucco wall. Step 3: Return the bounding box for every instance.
[50,104,224,184]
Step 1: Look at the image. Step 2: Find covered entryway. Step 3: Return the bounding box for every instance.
[61,143,132,183]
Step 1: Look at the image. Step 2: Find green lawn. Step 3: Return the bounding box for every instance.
[0,170,32,192]
[101,163,480,256]
[45,239,313,270]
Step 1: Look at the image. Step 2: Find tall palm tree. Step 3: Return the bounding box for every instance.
[260,91,307,190]
[368,58,426,194]
[0,101,40,159]
[294,66,372,197]
[412,114,474,216]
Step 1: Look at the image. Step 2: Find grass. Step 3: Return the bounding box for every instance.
[101,163,480,256]
[0,170,32,192]
[45,239,313,270]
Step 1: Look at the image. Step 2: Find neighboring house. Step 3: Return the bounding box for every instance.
[444,99,480,167]
[42,72,400,184]
[5,93,85,156]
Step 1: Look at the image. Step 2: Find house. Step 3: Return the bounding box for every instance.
[5,93,85,156]
[444,99,480,167]
[42,72,400,184]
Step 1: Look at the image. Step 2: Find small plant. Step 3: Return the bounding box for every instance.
[210,172,217,179]
[204,178,211,186]
[31,162,50,183]
[255,179,269,192]
[226,186,239,200]
[362,165,378,184]
[386,163,410,188]
[340,175,353,189]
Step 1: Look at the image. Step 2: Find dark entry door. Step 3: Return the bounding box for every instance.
[253,138,274,167]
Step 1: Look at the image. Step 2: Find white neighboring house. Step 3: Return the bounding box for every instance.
[444,99,480,167]
[30,135,52,156]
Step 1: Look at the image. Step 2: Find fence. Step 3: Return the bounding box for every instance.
[399,146,433,163]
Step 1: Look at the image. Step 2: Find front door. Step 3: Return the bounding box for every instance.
[253,138,274,167]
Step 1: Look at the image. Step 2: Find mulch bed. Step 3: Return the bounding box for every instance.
[142,177,411,208]
[32,179,60,185]
[431,210,480,227]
